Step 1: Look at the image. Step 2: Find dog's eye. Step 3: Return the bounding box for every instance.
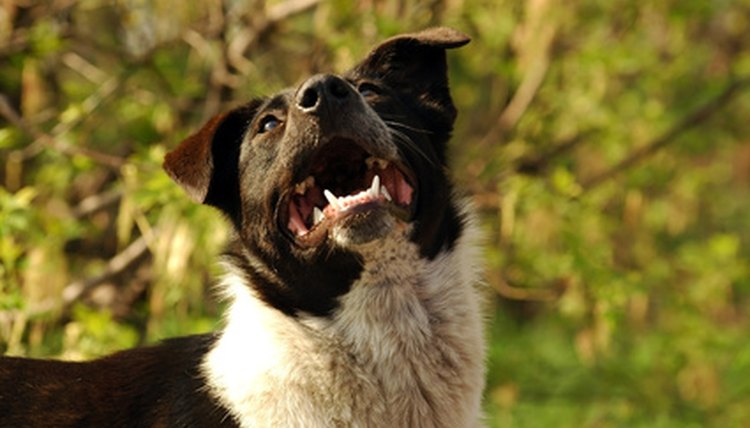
[357,82,380,98]
[258,115,281,134]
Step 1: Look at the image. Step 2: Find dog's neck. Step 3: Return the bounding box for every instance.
[324,231,443,365]
[203,208,485,427]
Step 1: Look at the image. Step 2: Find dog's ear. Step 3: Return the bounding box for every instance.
[351,27,470,125]
[163,102,259,217]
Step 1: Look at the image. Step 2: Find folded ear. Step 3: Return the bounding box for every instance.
[350,27,470,125]
[380,26,471,49]
[163,102,259,217]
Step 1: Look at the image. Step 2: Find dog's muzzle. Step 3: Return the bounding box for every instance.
[281,75,417,248]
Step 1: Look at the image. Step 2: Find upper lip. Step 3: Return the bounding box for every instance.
[280,137,416,246]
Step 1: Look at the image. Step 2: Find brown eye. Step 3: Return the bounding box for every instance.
[258,115,281,134]
[357,82,380,98]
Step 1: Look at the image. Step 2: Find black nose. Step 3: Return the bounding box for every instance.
[296,74,353,113]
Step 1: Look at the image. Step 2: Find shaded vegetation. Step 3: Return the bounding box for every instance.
[1,1,749,426]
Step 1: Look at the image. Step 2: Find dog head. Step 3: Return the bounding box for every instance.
[164,27,470,316]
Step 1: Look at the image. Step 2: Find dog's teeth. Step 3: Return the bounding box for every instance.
[324,189,340,210]
[295,176,315,195]
[366,157,389,170]
[370,175,381,197]
[313,207,324,225]
[381,185,392,201]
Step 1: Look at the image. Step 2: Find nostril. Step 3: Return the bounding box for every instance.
[296,75,351,112]
[299,86,320,109]
[328,79,349,99]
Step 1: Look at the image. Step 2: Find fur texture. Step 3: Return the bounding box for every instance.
[206,205,484,427]
[0,27,485,428]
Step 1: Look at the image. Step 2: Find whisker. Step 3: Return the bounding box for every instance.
[377,112,409,122]
[387,127,437,168]
[383,119,432,135]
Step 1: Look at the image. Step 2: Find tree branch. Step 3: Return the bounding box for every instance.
[267,0,321,22]
[1,233,152,325]
[582,78,750,191]
[0,88,126,170]
[489,271,565,302]
[71,188,123,218]
[479,54,550,149]
[478,3,558,148]
[60,233,151,309]
[225,0,322,77]
[516,129,598,176]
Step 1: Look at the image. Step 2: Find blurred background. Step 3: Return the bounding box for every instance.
[1,0,749,426]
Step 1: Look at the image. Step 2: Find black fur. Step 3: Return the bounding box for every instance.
[209,29,468,315]
[0,27,470,427]
[0,334,236,427]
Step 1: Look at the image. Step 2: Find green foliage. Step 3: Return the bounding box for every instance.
[62,304,140,360]
[1,0,749,426]
[0,186,37,308]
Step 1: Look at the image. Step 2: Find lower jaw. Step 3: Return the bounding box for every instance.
[287,206,410,251]
[289,199,415,248]
[330,207,398,247]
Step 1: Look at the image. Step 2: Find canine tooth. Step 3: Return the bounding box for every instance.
[313,207,324,225]
[370,175,381,196]
[324,189,340,210]
[381,185,392,201]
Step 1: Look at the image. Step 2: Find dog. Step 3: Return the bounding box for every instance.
[0,27,485,427]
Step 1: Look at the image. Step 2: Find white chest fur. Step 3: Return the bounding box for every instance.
[203,217,485,428]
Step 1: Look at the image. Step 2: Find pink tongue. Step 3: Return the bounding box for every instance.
[288,202,307,236]
[380,166,413,206]
[396,176,413,205]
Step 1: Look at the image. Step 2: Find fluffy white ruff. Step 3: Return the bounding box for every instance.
[203,206,485,427]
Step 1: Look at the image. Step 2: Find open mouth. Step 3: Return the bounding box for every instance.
[284,138,416,246]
